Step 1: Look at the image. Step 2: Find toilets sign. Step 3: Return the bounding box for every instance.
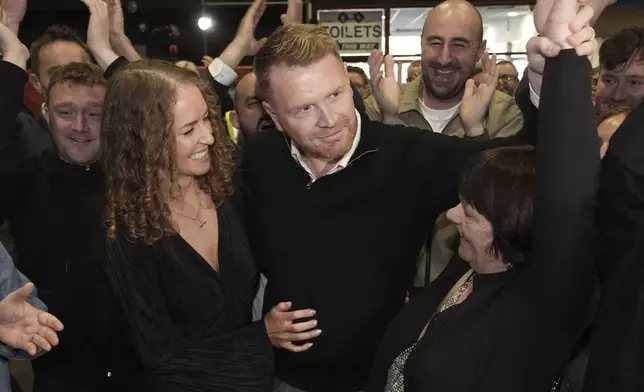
[317,9,384,54]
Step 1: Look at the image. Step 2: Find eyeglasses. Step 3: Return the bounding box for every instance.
[499,75,519,82]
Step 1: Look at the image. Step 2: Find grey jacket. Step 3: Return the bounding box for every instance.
[0,242,48,392]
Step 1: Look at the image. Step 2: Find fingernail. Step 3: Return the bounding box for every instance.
[314,329,322,336]
[312,320,318,326]
[310,310,316,316]
[306,343,314,348]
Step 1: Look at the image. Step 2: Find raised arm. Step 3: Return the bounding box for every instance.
[527,0,599,325]
[81,0,120,71]
[105,0,142,62]
[0,7,30,222]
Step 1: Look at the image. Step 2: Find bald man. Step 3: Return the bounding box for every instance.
[230,71,267,144]
[366,0,524,288]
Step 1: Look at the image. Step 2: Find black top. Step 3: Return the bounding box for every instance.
[583,72,644,390]
[240,78,537,391]
[0,61,143,389]
[102,200,274,392]
[365,50,599,392]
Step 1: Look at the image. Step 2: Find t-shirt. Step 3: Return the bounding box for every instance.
[418,98,461,133]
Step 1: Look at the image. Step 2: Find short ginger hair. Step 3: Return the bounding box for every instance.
[46,62,107,103]
[253,24,341,98]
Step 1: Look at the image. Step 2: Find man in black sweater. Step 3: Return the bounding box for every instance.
[244,23,536,392]
[0,4,143,391]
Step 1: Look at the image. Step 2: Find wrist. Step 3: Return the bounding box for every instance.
[219,38,246,69]
[110,33,129,47]
[464,124,485,137]
[92,47,120,71]
[383,113,403,125]
[2,45,30,70]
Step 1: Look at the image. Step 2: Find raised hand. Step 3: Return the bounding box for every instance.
[280,0,303,25]
[219,0,267,70]
[81,0,119,70]
[460,52,498,136]
[367,49,400,123]
[104,0,125,38]
[81,0,111,53]
[0,283,64,356]
[235,0,268,57]
[0,6,29,68]
[202,55,214,68]
[0,0,26,34]
[528,0,598,99]
[264,302,320,353]
[542,0,580,49]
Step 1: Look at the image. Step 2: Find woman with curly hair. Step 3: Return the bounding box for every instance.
[100,60,308,392]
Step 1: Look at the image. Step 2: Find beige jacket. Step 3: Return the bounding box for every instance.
[364,77,525,286]
[364,76,524,138]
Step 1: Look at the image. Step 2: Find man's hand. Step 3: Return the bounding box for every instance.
[264,302,320,353]
[102,0,141,61]
[460,52,498,137]
[219,0,267,70]
[202,55,214,68]
[104,0,125,37]
[280,0,302,25]
[0,283,64,356]
[0,6,28,69]
[528,0,598,99]
[0,0,26,35]
[368,49,400,123]
[81,0,119,70]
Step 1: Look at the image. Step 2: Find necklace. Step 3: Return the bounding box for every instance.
[170,188,207,228]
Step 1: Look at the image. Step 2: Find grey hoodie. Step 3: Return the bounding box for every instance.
[0,242,49,391]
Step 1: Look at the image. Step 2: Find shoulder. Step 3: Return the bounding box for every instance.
[489,90,522,115]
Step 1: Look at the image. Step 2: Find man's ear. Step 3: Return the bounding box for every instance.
[262,101,284,132]
[42,105,50,126]
[230,110,240,129]
[478,39,487,60]
[29,73,44,96]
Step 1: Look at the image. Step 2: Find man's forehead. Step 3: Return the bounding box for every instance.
[423,6,482,40]
[40,41,89,63]
[602,62,644,77]
[49,83,106,101]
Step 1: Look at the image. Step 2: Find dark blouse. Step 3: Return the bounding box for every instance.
[103,200,274,392]
[366,50,600,392]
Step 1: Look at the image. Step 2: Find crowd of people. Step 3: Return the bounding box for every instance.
[0,0,642,391]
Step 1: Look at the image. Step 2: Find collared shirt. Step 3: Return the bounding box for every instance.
[290,109,362,181]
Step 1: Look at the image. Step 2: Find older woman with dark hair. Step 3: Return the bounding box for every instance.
[365,8,600,392]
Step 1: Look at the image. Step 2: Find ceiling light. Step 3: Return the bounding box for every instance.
[198,16,213,31]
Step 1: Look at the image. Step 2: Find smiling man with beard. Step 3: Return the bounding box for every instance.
[366,0,523,138]
[365,0,525,291]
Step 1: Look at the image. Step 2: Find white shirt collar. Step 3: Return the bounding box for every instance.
[290,109,362,181]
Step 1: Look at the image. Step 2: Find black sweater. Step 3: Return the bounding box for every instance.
[0,61,143,389]
[583,72,644,391]
[241,83,537,391]
[366,51,599,392]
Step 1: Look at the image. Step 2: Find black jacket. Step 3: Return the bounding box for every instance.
[365,50,599,392]
[240,80,537,391]
[0,61,143,390]
[583,76,644,391]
